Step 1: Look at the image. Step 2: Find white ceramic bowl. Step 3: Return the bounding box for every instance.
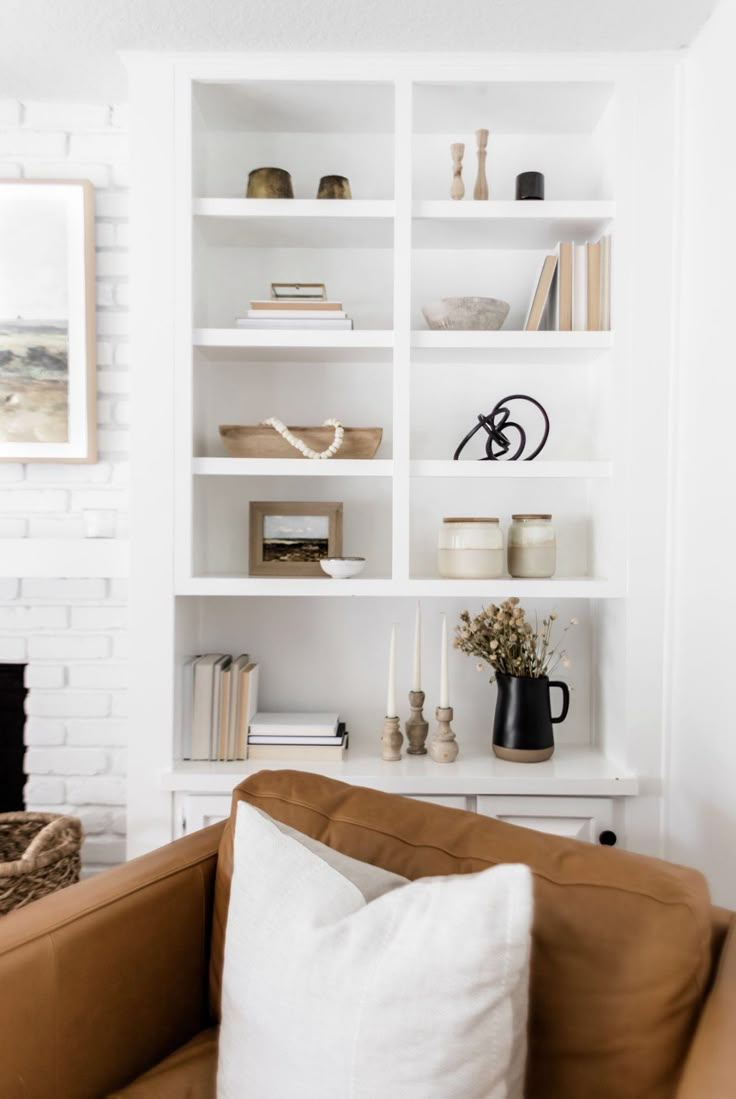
[422,296,510,331]
[320,557,366,579]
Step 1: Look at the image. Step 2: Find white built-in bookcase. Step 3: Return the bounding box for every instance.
[127,54,681,857]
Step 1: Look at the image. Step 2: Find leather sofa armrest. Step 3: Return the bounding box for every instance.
[0,821,225,1099]
[676,914,736,1098]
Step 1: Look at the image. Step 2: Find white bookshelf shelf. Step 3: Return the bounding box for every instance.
[163,744,637,797]
[194,198,395,218]
[193,328,395,350]
[413,200,615,249]
[412,331,613,351]
[193,458,394,478]
[410,460,612,479]
[177,576,621,598]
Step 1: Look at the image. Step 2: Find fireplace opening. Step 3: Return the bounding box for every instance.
[0,665,27,811]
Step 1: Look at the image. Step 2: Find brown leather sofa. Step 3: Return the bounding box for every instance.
[0,770,733,1099]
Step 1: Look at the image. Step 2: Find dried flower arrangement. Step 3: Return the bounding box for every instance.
[455,597,577,681]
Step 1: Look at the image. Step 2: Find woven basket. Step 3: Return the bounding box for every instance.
[0,812,82,915]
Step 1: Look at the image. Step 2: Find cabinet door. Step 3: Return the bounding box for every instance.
[403,795,474,811]
[175,794,231,838]
[476,796,617,845]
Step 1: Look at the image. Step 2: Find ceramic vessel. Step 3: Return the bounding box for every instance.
[422,297,510,331]
[492,672,569,762]
[319,557,366,579]
[317,175,352,199]
[246,167,294,198]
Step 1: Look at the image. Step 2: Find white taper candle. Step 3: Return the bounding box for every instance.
[412,602,422,692]
[440,613,449,707]
[387,624,397,717]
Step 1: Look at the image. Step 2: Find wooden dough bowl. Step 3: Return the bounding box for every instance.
[219,425,383,459]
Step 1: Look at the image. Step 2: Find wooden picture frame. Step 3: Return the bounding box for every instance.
[0,180,96,462]
[249,501,343,577]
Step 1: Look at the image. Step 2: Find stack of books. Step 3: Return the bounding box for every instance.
[248,712,348,761]
[235,299,353,331]
[524,236,612,332]
[182,653,259,761]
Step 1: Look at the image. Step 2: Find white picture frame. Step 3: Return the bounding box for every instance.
[0,180,96,462]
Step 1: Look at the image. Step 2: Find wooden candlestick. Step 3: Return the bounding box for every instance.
[450,143,465,200]
[428,705,459,763]
[405,690,429,755]
[381,715,403,761]
[473,129,489,200]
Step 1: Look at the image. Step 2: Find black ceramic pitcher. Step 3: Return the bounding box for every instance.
[492,671,570,762]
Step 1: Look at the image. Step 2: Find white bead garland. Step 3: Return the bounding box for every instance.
[261,417,345,460]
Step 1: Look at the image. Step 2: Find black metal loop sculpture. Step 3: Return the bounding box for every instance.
[453,394,550,462]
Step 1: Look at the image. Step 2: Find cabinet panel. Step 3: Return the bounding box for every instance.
[175,794,231,838]
[403,795,474,811]
[476,795,616,845]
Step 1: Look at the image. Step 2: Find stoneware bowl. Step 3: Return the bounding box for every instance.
[421,296,510,331]
[319,557,366,580]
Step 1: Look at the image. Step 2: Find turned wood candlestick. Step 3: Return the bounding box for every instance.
[381,715,403,761]
[428,705,459,763]
[450,143,465,200]
[405,690,429,755]
[473,129,489,200]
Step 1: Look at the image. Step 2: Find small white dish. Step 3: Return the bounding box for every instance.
[320,556,366,579]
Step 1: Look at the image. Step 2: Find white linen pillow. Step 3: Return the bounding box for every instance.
[217,800,533,1099]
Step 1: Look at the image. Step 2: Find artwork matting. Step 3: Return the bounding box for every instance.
[0,179,96,463]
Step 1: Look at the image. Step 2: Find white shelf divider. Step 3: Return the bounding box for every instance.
[193,458,394,478]
[413,200,615,221]
[410,460,612,479]
[412,331,613,350]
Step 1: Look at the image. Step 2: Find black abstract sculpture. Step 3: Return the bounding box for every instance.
[453,394,550,462]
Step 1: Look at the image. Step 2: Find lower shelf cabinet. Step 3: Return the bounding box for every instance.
[175,791,620,846]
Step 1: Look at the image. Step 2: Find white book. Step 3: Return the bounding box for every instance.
[248,733,345,746]
[235,318,353,330]
[209,655,231,761]
[225,653,250,761]
[241,309,347,320]
[572,243,587,331]
[179,656,198,760]
[249,711,340,737]
[600,235,612,331]
[191,654,226,761]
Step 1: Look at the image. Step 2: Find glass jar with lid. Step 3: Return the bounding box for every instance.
[438,518,504,579]
[507,514,556,578]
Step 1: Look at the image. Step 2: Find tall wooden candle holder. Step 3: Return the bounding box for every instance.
[405,690,429,755]
[428,705,459,763]
[473,128,489,200]
[381,716,403,761]
[450,143,465,200]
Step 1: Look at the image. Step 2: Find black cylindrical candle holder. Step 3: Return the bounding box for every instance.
[515,171,545,200]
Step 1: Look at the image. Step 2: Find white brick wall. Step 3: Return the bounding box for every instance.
[0,100,130,876]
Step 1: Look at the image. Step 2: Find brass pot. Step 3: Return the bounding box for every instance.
[317,174,352,199]
[246,167,294,199]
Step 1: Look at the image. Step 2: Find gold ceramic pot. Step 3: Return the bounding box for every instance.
[316,175,352,199]
[246,167,294,198]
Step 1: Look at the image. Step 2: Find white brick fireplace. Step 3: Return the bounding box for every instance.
[0,101,130,874]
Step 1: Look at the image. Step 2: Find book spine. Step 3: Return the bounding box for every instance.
[586,241,602,332]
[572,243,587,331]
[558,242,573,331]
[600,235,612,331]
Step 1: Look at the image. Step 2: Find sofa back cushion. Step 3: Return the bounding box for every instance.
[210,771,712,1099]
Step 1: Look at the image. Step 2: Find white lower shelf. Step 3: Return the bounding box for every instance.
[194,329,394,349]
[163,744,637,797]
[193,458,393,477]
[410,460,612,479]
[177,576,622,598]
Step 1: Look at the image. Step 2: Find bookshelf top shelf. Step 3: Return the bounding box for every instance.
[177,576,623,598]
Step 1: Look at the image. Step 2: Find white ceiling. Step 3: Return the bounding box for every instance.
[1,0,719,102]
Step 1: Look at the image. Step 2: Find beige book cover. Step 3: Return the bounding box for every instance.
[235,663,259,761]
[558,242,573,331]
[587,240,602,331]
[524,255,558,332]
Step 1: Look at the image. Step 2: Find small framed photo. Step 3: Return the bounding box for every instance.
[249,501,343,577]
[0,180,96,463]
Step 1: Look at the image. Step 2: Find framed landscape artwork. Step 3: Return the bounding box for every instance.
[0,180,96,462]
[249,501,343,577]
